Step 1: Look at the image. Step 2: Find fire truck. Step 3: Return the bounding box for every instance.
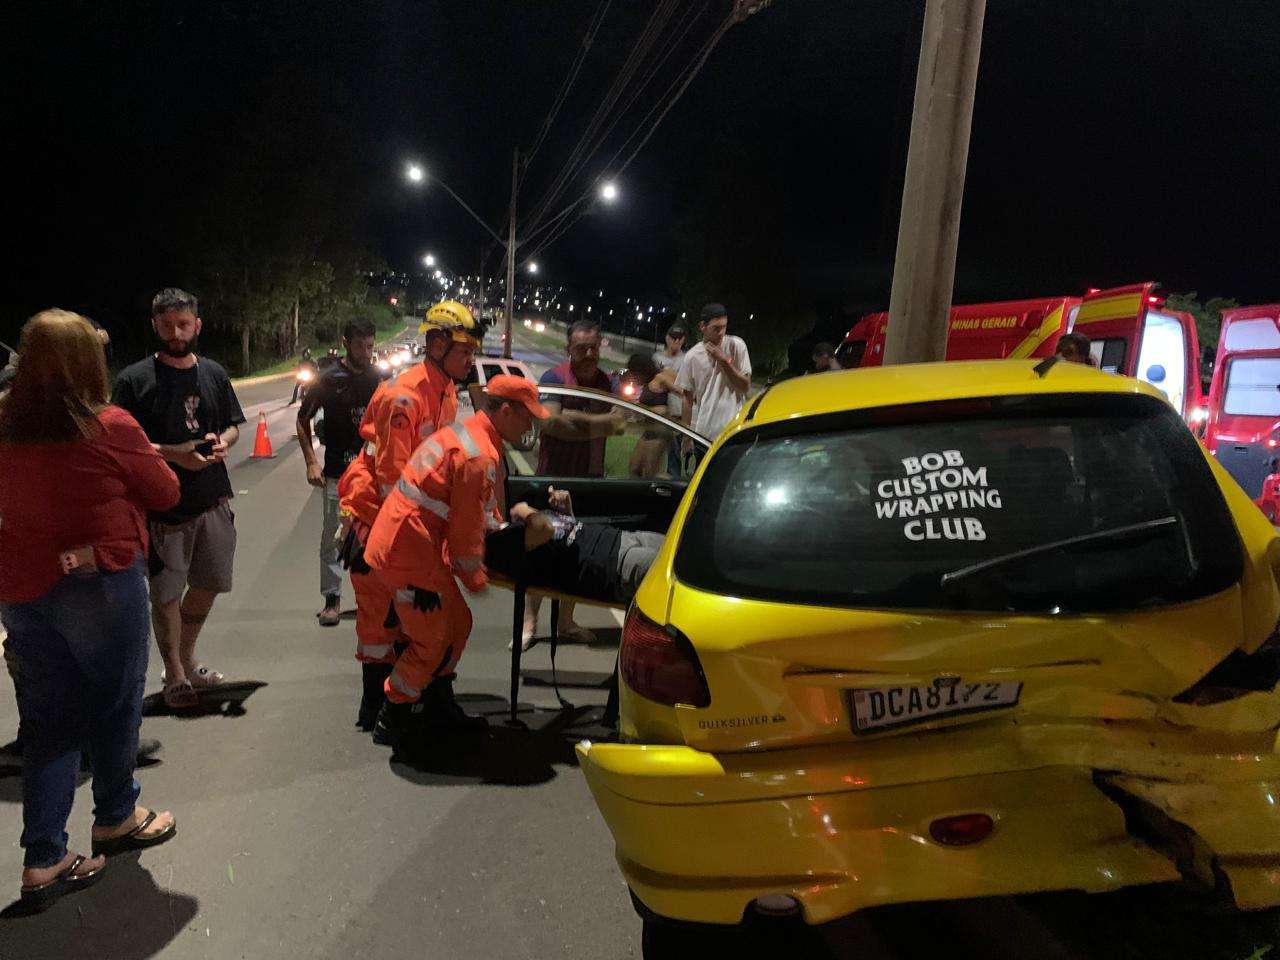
[836,282,1203,420]
[1203,304,1280,516]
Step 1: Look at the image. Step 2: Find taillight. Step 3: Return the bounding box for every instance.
[619,607,711,708]
[1173,619,1280,706]
[929,813,994,846]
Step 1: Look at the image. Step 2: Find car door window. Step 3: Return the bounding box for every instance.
[481,362,505,384]
[506,390,703,480]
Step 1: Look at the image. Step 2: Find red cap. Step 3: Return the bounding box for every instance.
[486,374,549,419]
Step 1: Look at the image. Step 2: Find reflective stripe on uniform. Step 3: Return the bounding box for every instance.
[408,439,445,473]
[389,670,421,699]
[358,643,394,659]
[394,588,415,604]
[365,441,377,456]
[453,554,482,572]
[378,483,393,498]
[456,424,482,459]
[396,477,450,519]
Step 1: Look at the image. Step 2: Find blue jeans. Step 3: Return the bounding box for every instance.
[0,558,149,867]
[320,478,344,601]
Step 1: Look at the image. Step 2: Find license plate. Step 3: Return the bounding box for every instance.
[849,680,1022,733]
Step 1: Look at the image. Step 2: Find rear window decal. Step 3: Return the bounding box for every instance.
[875,449,1001,541]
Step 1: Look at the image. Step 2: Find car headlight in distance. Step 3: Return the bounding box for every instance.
[534,322,546,333]
[377,359,390,372]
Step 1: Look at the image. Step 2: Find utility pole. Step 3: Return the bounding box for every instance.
[503,149,519,359]
[882,0,986,365]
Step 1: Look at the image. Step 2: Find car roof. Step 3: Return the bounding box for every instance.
[739,360,1170,430]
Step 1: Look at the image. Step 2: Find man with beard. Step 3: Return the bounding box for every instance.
[295,318,380,627]
[112,288,245,709]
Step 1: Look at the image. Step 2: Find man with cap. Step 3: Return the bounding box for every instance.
[363,375,547,744]
[675,303,752,446]
[338,299,481,732]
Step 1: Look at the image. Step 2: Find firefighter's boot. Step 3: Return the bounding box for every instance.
[371,699,427,747]
[422,675,489,732]
[357,663,393,732]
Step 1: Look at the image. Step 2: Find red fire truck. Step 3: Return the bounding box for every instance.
[837,282,1204,420]
[1203,304,1280,514]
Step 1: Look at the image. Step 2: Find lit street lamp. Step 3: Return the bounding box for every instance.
[406,163,425,184]
[423,253,436,267]
[599,181,619,203]
[528,262,539,275]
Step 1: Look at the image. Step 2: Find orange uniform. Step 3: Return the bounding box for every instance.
[338,362,457,664]
[363,412,504,703]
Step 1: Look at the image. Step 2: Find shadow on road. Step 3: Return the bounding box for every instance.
[0,851,198,959]
[388,695,611,787]
[141,680,268,719]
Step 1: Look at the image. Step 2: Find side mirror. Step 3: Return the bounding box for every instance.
[1145,364,1167,383]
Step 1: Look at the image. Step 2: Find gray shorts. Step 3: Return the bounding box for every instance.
[150,500,237,605]
[616,530,665,603]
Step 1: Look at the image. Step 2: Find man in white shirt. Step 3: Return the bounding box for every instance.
[675,303,752,445]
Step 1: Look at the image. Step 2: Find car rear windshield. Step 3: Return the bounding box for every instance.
[675,393,1242,613]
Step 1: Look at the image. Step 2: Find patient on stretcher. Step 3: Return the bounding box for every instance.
[483,486,664,605]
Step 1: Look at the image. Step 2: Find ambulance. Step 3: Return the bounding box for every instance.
[1203,304,1280,509]
[837,283,1204,421]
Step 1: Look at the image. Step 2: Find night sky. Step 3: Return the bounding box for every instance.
[3,0,1278,347]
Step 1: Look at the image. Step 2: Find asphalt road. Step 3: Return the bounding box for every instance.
[3,328,1280,959]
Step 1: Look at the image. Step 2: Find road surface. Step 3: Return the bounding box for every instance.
[2,326,1279,959]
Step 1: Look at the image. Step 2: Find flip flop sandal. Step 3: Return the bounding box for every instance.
[188,665,224,689]
[92,809,177,857]
[19,854,105,913]
[163,680,198,709]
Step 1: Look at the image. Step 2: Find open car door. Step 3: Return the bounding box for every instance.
[504,385,711,533]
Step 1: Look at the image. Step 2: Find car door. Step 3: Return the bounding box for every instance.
[504,385,710,533]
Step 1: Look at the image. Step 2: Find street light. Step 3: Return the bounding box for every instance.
[528,262,539,274]
[423,254,436,267]
[599,181,619,203]
[406,163,425,184]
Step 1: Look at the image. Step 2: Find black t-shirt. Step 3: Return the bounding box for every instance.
[484,514,623,602]
[112,355,246,523]
[298,360,382,479]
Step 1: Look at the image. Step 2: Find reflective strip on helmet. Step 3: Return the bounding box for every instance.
[408,439,445,473]
[396,477,450,519]
[453,554,482,572]
[394,588,415,604]
[358,643,394,659]
[389,670,421,699]
[457,425,481,459]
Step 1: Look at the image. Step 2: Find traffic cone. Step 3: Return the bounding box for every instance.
[250,411,274,459]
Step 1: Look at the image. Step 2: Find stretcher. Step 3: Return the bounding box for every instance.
[489,576,624,726]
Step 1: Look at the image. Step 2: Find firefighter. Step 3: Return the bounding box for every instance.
[337,300,483,731]
[363,375,548,745]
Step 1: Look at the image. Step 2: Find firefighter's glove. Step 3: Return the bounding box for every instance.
[338,528,372,575]
[410,588,442,613]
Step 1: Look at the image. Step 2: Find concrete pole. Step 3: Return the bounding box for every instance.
[882,0,986,365]
[503,149,519,359]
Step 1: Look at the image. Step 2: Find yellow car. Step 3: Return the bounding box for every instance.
[577,359,1280,945]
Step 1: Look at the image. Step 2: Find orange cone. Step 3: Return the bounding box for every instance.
[250,411,274,458]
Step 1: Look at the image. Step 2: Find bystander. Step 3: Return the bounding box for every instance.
[112,288,246,709]
[297,319,380,626]
[675,303,752,448]
[0,310,179,911]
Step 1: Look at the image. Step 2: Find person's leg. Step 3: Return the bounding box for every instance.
[522,593,542,644]
[3,599,86,871]
[150,519,196,688]
[181,501,237,681]
[556,600,595,644]
[615,531,665,603]
[352,568,399,730]
[318,480,343,621]
[57,563,146,829]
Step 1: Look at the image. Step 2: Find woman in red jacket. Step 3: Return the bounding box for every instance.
[0,310,181,912]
